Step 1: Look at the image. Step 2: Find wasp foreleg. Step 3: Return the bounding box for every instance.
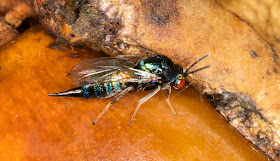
[128,86,161,126]
[165,85,177,115]
[93,86,134,125]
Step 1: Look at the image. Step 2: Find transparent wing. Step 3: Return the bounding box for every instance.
[71,55,160,86]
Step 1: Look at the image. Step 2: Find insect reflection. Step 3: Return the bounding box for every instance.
[49,53,211,125]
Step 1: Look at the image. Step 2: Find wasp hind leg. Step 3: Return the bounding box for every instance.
[93,86,134,125]
[128,86,161,126]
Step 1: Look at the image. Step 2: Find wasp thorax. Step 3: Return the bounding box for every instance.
[139,55,183,83]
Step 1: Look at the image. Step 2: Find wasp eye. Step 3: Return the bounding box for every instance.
[176,79,185,88]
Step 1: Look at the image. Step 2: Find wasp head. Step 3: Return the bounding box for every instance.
[174,73,185,89]
[174,53,212,89]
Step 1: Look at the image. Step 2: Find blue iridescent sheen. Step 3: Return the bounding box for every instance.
[105,82,113,96]
[93,85,100,98]
[81,86,90,97]
[115,82,121,91]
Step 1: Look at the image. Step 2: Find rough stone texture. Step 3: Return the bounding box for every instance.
[218,0,280,54]
[26,0,280,159]
[4,1,33,28]
[0,17,18,46]
[0,0,33,46]
[0,0,33,27]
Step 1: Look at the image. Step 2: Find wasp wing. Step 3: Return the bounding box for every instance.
[71,55,160,86]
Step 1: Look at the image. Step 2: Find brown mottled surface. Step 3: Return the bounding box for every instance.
[0,26,269,160]
[0,0,33,27]
[0,0,33,46]
[218,0,280,52]
[0,18,18,46]
[4,1,33,28]
[28,0,280,159]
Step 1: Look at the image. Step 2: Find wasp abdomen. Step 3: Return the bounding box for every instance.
[49,82,127,99]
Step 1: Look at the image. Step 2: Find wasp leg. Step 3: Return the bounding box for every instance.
[166,85,177,115]
[93,86,134,125]
[128,86,161,126]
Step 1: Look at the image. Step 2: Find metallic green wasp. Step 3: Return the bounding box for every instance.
[49,53,211,125]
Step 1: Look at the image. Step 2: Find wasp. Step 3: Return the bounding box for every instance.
[49,53,211,125]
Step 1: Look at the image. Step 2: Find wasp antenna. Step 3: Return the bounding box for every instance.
[187,65,211,75]
[184,53,211,76]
